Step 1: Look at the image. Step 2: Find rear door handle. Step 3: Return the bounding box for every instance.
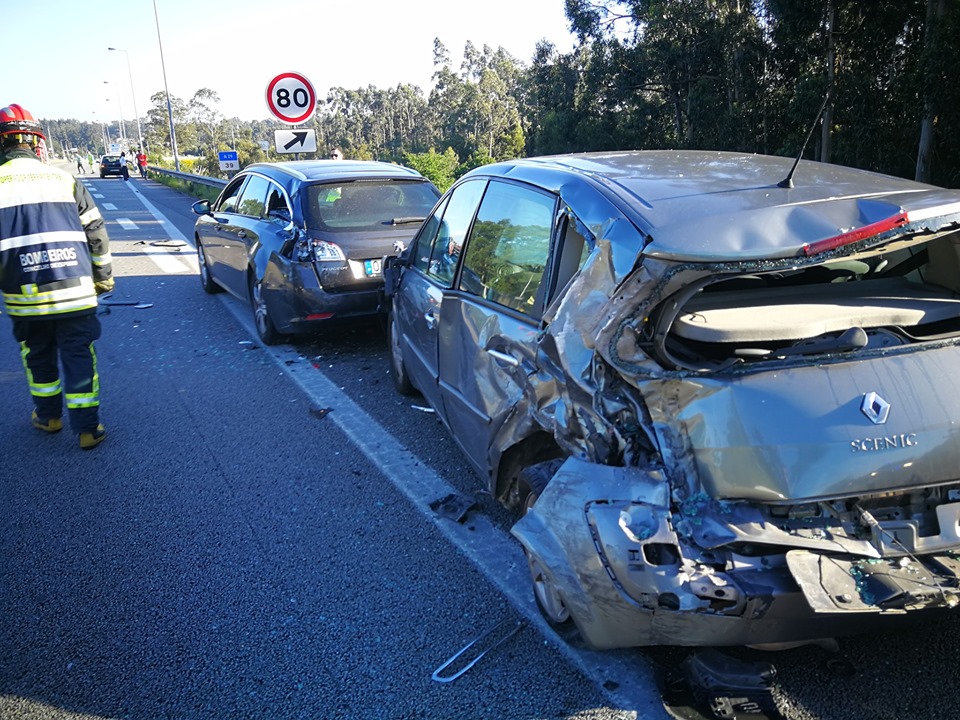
[424,311,438,330]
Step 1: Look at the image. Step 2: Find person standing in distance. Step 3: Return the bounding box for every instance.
[0,104,114,449]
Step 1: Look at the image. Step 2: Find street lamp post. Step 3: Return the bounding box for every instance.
[104,81,126,147]
[92,111,108,155]
[153,0,180,170]
[108,47,144,152]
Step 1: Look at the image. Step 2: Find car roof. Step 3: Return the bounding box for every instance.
[242,159,428,183]
[472,151,960,262]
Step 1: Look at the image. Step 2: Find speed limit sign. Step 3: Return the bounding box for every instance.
[265,71,317,125]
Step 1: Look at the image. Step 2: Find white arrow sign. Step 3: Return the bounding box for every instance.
[274,128,317,154]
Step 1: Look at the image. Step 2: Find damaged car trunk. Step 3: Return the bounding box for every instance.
[387,150,960,649]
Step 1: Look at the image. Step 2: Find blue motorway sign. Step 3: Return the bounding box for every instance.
[218,150,239,171]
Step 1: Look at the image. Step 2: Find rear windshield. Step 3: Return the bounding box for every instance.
[646,229,960,372]
[303,180,439,232]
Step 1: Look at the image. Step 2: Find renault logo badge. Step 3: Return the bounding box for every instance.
[861,392,891,425]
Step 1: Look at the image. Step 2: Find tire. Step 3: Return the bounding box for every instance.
[249,275,281,346]
[197,242,223,294]
[518,457,582,643]
[387,310,415,395]
[526,552,574,628]
[518,458,564,513]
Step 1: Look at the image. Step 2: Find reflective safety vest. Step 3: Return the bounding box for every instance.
[0,155,108,318]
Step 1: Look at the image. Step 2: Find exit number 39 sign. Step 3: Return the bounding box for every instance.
[265,72,317,125]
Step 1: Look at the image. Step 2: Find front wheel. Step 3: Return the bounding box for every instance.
[249,276,282,345]
[527,553,572,626]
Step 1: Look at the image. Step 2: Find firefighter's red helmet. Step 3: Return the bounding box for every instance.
[0,104,46,143]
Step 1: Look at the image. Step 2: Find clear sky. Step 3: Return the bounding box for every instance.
[14,0,579,124]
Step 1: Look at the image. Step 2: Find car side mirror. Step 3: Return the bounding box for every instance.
[192,199,212,216]
[383,254,405,297]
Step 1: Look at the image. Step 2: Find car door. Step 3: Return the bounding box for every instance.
[393,180,487,415]
[203,175,247,293]
[258,180,300,331]
[437,179,560,479]
[219,174,272,298]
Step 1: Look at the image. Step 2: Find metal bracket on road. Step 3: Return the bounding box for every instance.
[98,293,153,309]
[431,617,524,683]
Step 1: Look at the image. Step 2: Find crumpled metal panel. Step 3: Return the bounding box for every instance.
[510,458,960,648]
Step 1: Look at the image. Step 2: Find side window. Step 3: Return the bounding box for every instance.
[458,181,556,318]
[550,214,591,304]
[265,182,289,220]
[237,175,271,218]
[426,180,487,286]
[216,177,247,214]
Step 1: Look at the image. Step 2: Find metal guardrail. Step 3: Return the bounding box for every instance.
[149,166,228,189]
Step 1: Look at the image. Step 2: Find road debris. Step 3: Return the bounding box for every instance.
[98,293,153,309]
[431,617,524,683]
[309,407,333,420]
[150,240,188,250]
[411,405,435,413]
[429,493,477,523]
[658,649,783,720]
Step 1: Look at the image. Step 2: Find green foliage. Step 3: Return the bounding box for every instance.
[403,148,460,191]
[42,7,960,186]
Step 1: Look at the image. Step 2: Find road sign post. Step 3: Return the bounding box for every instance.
[265,72,318,125]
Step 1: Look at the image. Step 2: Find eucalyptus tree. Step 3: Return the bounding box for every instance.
[145,90,191,163]
[764,0,944,180]
[429,39,527,161]
[561,0,769,150]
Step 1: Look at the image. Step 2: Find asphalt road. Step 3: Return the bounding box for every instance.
[0,165,656,719]
[3,162,960,720]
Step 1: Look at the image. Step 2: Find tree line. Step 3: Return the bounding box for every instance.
[41,0,959,191]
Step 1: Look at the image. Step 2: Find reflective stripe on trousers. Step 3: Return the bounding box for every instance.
[12,314,102,433]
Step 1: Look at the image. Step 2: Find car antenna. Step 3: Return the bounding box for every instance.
[778,86,833,189]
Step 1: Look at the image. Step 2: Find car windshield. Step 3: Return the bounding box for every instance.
[303,180,438,233]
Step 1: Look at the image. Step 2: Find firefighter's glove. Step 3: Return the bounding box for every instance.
[94,278,115,295]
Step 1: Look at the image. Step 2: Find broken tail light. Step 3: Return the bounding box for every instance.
[297,238,345,263]
[802,212,909,256]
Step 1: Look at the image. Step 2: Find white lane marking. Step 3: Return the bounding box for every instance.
[92,194,105,199]
[117,218,137,230]
[102,202,117,210]
[124,184,199,275]
[121,180,659,714]
[218,299,662,718]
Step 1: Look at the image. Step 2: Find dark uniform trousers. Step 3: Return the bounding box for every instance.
[12,314,101,433]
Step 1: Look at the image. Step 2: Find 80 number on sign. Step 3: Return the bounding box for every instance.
[265,72,317,125]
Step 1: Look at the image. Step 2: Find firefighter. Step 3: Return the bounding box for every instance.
[0,103,114,449]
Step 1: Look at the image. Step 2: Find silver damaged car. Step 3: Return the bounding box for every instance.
[383,150,960,649]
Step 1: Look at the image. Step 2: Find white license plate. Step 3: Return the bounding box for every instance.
[364,258,382,277]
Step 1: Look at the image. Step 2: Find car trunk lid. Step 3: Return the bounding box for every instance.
[647,345,960,502]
